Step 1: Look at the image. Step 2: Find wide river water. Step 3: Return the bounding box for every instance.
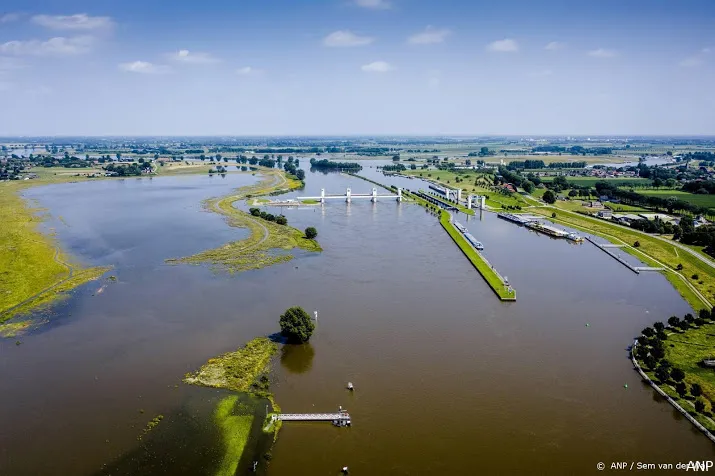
[1,162,713,475]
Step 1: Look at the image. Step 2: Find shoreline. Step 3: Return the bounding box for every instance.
[0,177,111,326]
[631,340,715,444]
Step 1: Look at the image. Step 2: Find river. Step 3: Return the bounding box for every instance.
[0,163,712,475]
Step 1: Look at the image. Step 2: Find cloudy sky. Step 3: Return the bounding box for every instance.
[0,0,714,136]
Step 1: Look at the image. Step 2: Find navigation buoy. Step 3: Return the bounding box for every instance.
[586,323,590,327]
[342,467,349,474]
[347,382,354,391]
[624,384,628,388]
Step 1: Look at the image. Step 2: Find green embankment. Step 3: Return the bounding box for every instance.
[636,323,715,433]
[531,206,713,310]
[168,169,322,273]
[0,178,109,325]
[439,211,516,301]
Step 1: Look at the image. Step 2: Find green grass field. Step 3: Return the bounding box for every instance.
[637,323,715,432]
[0,175,109,323]
[638,189,715,210]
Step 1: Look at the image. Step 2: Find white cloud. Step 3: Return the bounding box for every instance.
[236,66,262,75]
[354,0,391,9]
[0,36,93,56]
[545,41,565,50]
[487,38,519,53]
[0,81,12,91]
[169,49,220,64]
[528,69,553,77]
[119,61,169,74]
[361,61,393,73]
[702,47,711,54]
[0,13,21,23]
[323,30,374,47]
[680,56,703,67]
[32,13,114,31]
[408,26,451,45]
[588,48,617,58]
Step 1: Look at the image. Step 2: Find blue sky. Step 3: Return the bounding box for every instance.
[0,0,713,136]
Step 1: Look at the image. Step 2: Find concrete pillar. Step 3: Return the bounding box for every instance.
[371,187,377,203]
[397,187,402,202]
[346,187,351,203]
[457,189,462,202]
[320,188,325,204]
[467,195,473,209]
[480,196,486,210]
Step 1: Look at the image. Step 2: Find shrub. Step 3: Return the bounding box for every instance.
[305,227,318,239]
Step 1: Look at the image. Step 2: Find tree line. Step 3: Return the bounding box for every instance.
[635,310,714,413]
[309,158,362,171]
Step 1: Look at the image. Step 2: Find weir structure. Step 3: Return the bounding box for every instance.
[298,187,402,203]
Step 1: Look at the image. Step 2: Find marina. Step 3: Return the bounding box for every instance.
[497,213,584,242]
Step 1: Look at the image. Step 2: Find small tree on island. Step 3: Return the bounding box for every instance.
[305,227,318,239]
[279,306,315,344]
[695,399,706,413]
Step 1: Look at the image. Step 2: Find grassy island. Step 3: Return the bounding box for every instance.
[168,169,322,273]
[184,337,278,393]
[184,337,279,475]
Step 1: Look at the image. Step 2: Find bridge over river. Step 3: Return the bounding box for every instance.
[298,187,402,203]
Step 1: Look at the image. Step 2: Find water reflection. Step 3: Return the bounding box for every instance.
[280,343,315,374]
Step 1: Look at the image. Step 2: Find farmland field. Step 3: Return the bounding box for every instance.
[540,176,652,187]
[638,189,715,210]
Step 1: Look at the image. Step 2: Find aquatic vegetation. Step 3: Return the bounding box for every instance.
[214,395,254,476]
[137,415,164,440]
[0,320,34,338]
[184,337,278,393]
[168,169,321,273]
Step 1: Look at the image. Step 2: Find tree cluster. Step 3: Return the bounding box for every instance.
[309,158,362,171]
[248,208,288,225]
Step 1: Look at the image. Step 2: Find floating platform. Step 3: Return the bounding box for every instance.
[497,213,583,242]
